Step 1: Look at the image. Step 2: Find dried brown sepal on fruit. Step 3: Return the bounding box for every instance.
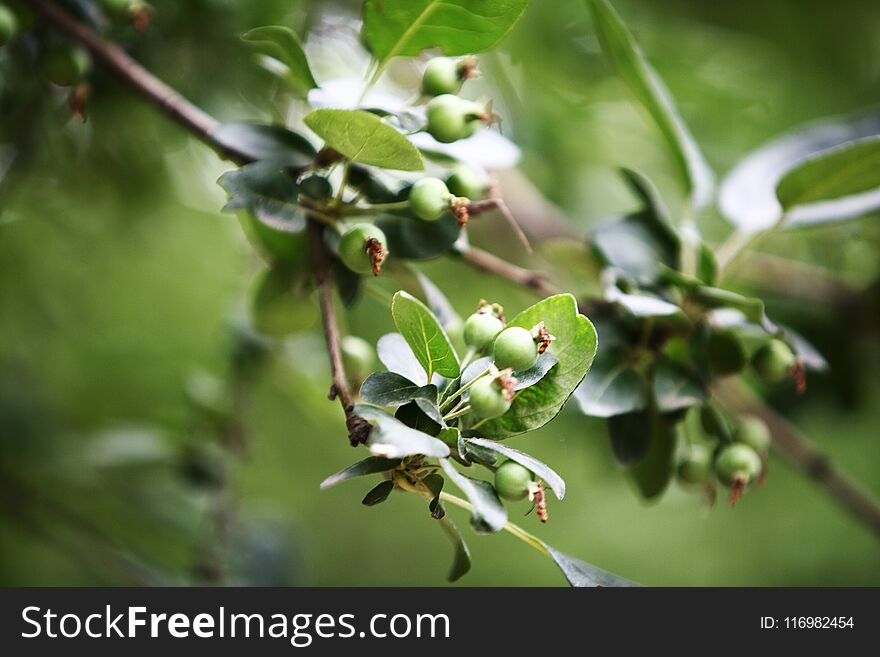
[528,481,548,523]
[727,475,748,507]
[68,84,91,121]
[451,197,470,228]
[365,238,387,276]
[792,357,807,394]
[457,56,480,81]
[130,3,153,32]
[531,321,556,354]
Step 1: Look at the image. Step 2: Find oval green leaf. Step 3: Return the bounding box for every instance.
[573,355,648,418]
[304,109,423,171]
[391,291,460,381]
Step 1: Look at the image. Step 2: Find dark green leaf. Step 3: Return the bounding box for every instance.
[691,286,766,324]
[653,361,706,412]
[376,213,462,260]
[377,332,428,386]
[362,480,395,506]
[626,411,677,500]
[544,545,639,587]
[587,0,714,209]
[304,109,423,171]
[392,291,460,380]
[592,212,680,285]
[778,323,829,372]
[320,456,401,489]
[219,162,305,234]
[439,459,507,534]
[360,372,437,407]
[620,167,673,227]
[357,404,450,458]
[607,411,651,465]
[465,438,566,500]
[458,431,498,467]
[424,473,445,518]
[242,26,317,95]
[438,515,471,582]
[212,122,316,167]
[720,112,880,232]
[478,294,598,439]
[573,355,647,418]
[395,401,443,436]
[362,0,530,66]
[415,398,446,427]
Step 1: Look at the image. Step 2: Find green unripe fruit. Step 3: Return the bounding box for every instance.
[469,376,510,420]
[0,5,19,46]
[421,58,460,97]
[735,416,771,454]
[409,177,452,221]
[341,336,375,381]
[446,164,489,200]
[41,44,91,86]
[463,312,504,351]
[493,327,538,372]
[425,94,483,143]
[715,443,762,487]
[338,223,387,275]
[298,175,333,201]
[707,328,747,376]
[751,339,795,384]
[101,0,133,19]
[494,460,533,501]
[676,445,713,485]
[238,214,308,264]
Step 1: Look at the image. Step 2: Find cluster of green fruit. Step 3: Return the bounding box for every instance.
[461,301,551,420]
[676,413,771,505]
[709,328,799,386]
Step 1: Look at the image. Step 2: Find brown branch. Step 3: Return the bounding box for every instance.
[460,246,559,298]
[717,380,880,537]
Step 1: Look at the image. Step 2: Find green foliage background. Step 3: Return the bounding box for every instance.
[1,0,878,585]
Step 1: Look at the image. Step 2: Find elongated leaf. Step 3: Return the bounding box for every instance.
[415,271,460,331]
[304,109,423,171]
[592,211,679,285]
[320,456,401,489]
[627,411,677,500]
[362,480,395,506]
[362,0,530,66]
[653,361,706,412]
[465,438,566,500]
[358,404,451,459]
[377,333,428,386]
[777,136,880,210]
[691,286,765,324]
[376,213,462,260]
[587,0,714,209]
[620,167,673,227]
[720,112,880,232]
[543,545,639,587]
[211,122,316,167]
[392,291,460,380]
[360,372,437,407]
[573,356,647,418]
[242,26,317,94]
[438,515,471,582]
[439,459,507,534]
[607,412,650,465]
[606,288,683,318]
[478,295,598,439]
[219,162,305,233]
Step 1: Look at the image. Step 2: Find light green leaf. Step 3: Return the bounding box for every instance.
[777,136,880,211]
[478,294,598,439]
[439,459,507,534]
[242,26,317,95]
[362,0,531,67]
[391,291,460,380]
[587,0,714,209]
[720,112,880,232]
[303,109,423,171]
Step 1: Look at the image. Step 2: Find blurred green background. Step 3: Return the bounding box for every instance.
[1,0,878,586]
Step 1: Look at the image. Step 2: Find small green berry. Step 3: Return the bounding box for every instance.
[41,44,91,86]
[735,416,771,454]
[298,175,333,202]
[676,445,713,485]
[715,443,762,487]
[421,58,460,97]
[446,164,489,199]
[493,326,538,372]
[425,94,483,143]
[463,312,504,351]
[494,460,533,501]
[469,376,510,419]
[341,336,375,381]
[409,177,452,221]
[707,328,747,377]
[0,5,19,46]
[338,223,387,276]
[751,339,795,384]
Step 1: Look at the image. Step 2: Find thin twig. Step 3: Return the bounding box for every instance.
[717,379,880,537]
[459,246,559,297]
